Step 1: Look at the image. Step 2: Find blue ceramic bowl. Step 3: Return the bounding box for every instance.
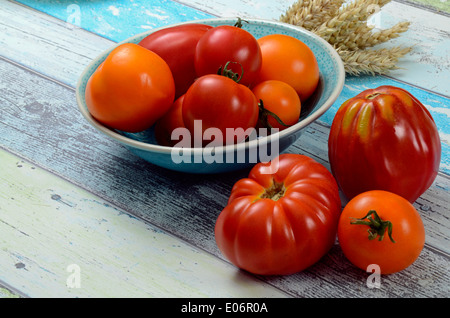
[76,18,345,174]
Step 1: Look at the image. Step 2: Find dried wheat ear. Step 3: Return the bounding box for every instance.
[280,0,413,76]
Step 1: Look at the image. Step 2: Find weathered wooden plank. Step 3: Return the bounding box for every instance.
[399,0,450,13]
[0,54,448,298]
[0,285,22,298]
[0,149,289,298]
[13,0,214,43]
[0,0,114,88]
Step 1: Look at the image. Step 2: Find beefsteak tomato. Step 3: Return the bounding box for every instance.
[215,154,342,275]
[328,85,441,203]
[85,43,175,132]
[138,23,212,99]
[337,190,425,274]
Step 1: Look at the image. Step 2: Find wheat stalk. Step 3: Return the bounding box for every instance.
[337,46,413,76]
[280,0,413,76]
[280,0,345,30]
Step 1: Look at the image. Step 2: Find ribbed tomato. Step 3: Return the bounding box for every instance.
[328,85,441,203]
[215,154,342,275]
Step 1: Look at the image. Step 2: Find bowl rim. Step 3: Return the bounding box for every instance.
[76,17,345,156]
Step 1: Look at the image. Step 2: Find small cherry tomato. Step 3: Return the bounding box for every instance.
[182,73,259,147]
[215,154,342,275]
[337,190,425,274]
[139,23,212,99]
[195,20,262,87]
[85,43,175,132]
[256,34,319,102]
[252,80,301,130]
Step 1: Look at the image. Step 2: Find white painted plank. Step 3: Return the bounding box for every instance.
[0,286,20,298]
[0,0,113,88]
[0,149,288,298]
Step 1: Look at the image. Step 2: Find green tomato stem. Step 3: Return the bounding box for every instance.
[217,61,243,83]
[258,99,289,129]
[234,17,249,28]
[350,210,396,243]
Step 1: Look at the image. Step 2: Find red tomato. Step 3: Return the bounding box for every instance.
[85,43,175,132]
[252,80,301,130]
[328,85,441,203]
[138,23,212,99]
[195,22,262,87]
[182,74,259,147]
[256,34,319,102]
[215,154,342,275]
[154,95,188,147]
[337,190,425,274]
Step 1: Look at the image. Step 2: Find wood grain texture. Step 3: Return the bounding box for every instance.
[0,149,289,298]
[12,0,214,42]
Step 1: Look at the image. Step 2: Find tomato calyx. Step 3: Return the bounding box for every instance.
[258,99,290,129]
[217,61,244,83]
[259,179,286,201]
[350,210,396,243]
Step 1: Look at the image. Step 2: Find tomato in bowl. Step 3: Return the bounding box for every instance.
[76,18,345,174]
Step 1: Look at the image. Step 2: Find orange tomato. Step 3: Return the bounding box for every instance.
[256,34,319,102]
[85,43,175,132]
[337,190,425,274]
[252,80,301,130]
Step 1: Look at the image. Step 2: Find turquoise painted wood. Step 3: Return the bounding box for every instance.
[1,0,449,298]
[15,0,214,42]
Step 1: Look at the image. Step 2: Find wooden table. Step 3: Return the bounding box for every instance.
[1,0,449,299]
